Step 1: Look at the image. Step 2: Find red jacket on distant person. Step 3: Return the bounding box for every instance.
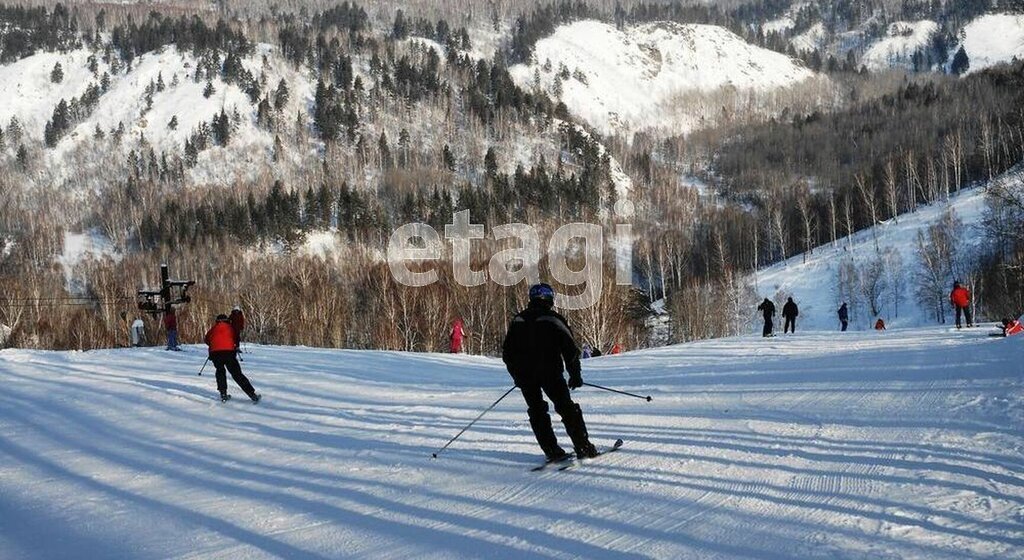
[950,285,970,308]
[163,311,177,331]
[205,319,236,352]
[450,319,465,353]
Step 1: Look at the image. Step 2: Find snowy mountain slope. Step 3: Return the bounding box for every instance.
[753,180,996,332]
[509,20,817,137]
[0,327,1021,559]
[959,14,1024,74]
[862,21,939,71]
[0,44,315,186]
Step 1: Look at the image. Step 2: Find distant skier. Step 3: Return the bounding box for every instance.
[449,318,466,353]
[610,343,622,355]
[502,283,598,461]
[875,318,886,331]
[837,303,849,332]
[782,297,798,334]
[205,314,260,403]
[950,281,973,329]
[163,308,180,351]
[581,343,592,359]
[229,306,245,351]
[757,298,776,337]
[130,317,146,347]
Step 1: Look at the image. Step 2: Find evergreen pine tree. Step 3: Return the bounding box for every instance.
[16,145,28,170]
[442,144,456,171]
[50,62,63,83]
[203,81,216,98]
[168,115,178,130]
[950,46,970,75]
[274,79,290,110]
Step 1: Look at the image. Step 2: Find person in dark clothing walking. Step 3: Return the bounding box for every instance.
[837,303,849,332]
[782,297,799,334]
[502,283,598,461]
[205,314,260,403]
[757,298,776,337]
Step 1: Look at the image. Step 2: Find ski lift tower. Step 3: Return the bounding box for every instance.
[137,264,195,316]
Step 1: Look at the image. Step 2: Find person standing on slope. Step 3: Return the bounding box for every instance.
[837,302,849,332]
[205,314,260,403]
[502,283,598,461]
[229,306,245,352]
[757,298,776,337]
[163,308,180,351]
[782,297,799,334]
[950,281,973,329]
[449,318,466,353]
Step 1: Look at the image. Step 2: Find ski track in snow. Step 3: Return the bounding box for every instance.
[0,327,1022,559]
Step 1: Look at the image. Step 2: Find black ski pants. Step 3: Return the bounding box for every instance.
[762,317,774,337]
[519,374,591,457]
[784,317,796,333]
[954,306,973,328]
[210,351,257,398]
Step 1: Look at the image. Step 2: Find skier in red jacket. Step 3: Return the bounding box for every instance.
[449,318,466,353]
[205,314,260,403]
[950,281,973,329]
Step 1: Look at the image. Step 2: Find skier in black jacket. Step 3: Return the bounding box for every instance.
[837,302,849,332]
[502,283,598,461]
[757,298,776,337]
[782,297,799,334]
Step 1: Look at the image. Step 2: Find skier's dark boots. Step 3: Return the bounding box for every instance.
[528,406,566,460]
[561,403,598,458]
[251,393,262,404]
[220,393,231,403]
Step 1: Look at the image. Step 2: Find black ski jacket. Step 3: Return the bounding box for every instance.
[757,299,776,319]
[502,302,581,386]
[783,301,799,319]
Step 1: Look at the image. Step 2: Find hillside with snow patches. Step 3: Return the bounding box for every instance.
[0,44,315,186]
[959,14,1024,74]
[752,172,1008,333]
[510,20,817,137]
[861,21,940,72]
[1,324,1021,558]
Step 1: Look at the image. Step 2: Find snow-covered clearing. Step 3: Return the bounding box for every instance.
[1,326,1022,559]
[862,21,939,71]
[510,20,816,137]
[959,14,1024,74]
[754,182,991,332]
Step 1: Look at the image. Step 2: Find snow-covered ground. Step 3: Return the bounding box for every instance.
[862,21,939,71]
[959,14,1024,74]
[754,183,990,332]
[1,326,1021,558]
[510,20,816,137]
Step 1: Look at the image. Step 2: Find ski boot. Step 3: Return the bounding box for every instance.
[250,393,262,404]
[220,393,231,403]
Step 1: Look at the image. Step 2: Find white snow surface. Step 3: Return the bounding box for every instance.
[754,183,990,332]
[1,327,1022,558]
[56,229,120,285]
[959,14,1024,74]
[510,20,815,137]
[862,21,939,71]
[791,22,827,53]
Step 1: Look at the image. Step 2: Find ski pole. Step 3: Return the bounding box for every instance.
[432,385,516,459]
[198,358,209,376]
[582,381,652,402]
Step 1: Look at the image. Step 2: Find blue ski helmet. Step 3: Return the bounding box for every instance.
[529,283,555,301]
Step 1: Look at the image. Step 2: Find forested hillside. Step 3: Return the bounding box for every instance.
[1,0,1023,352]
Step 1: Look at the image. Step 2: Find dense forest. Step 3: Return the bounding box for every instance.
[1,0,1023,353]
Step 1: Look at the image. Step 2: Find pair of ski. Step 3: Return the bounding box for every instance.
[530,439,623,472]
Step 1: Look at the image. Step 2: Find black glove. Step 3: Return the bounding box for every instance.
[567,371,583,390]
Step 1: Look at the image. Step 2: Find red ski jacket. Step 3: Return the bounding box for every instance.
[950,286,970,308]
[163,312,177,330]
[205,321,237,352]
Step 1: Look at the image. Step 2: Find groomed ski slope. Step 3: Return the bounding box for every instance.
[1,328,1022,559]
